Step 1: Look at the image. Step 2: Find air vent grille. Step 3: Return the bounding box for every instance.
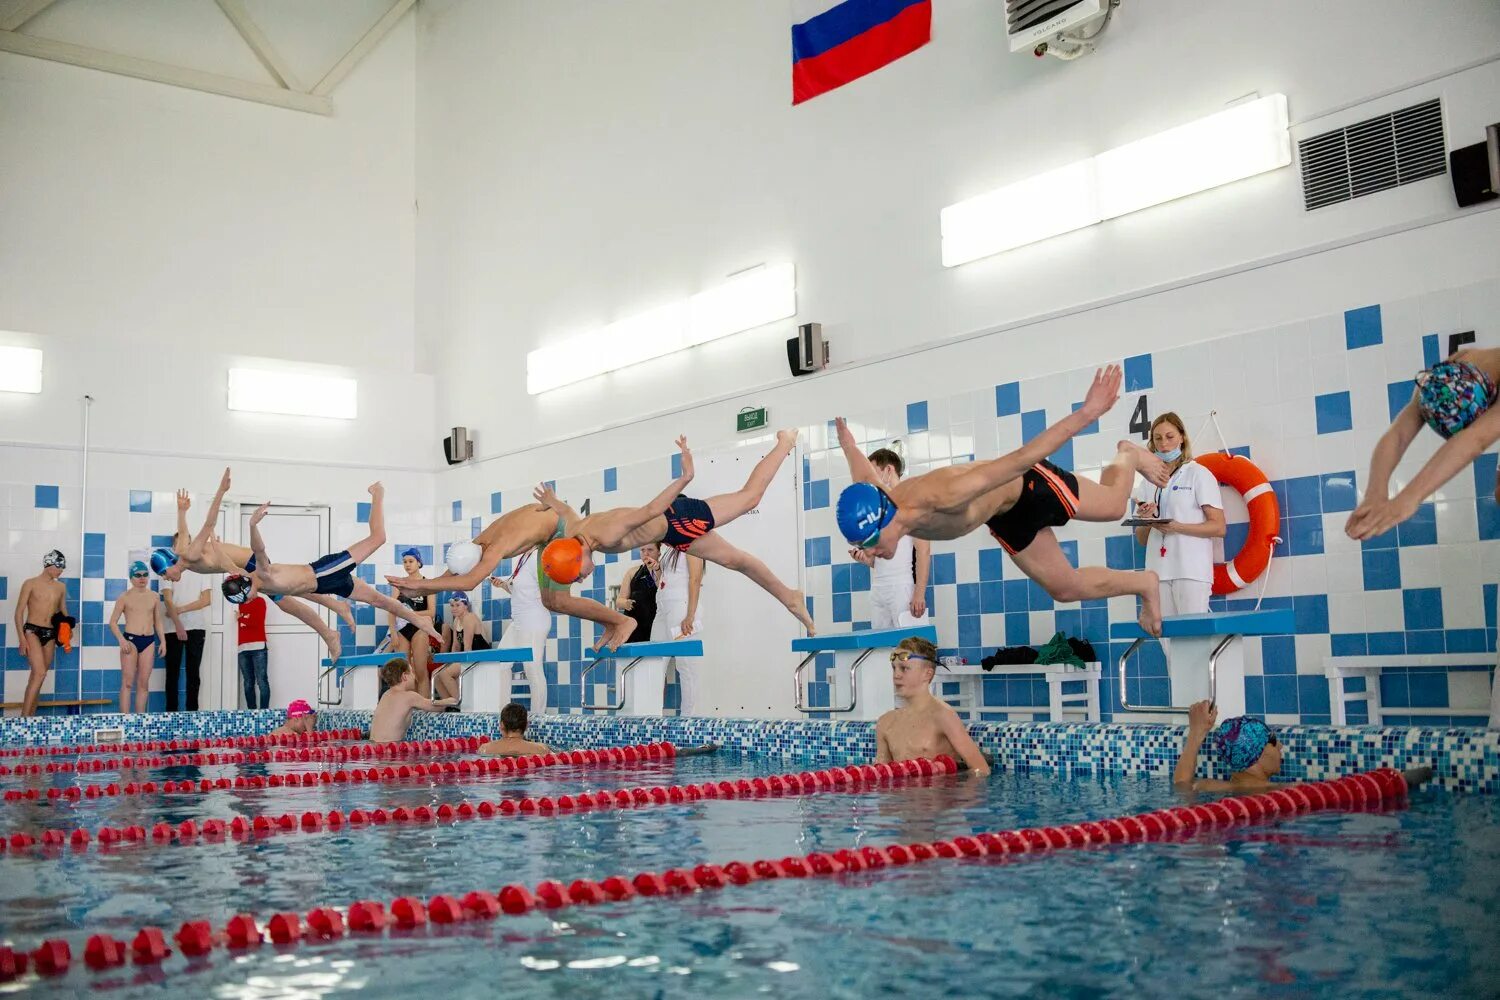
[1299,98,1446,211]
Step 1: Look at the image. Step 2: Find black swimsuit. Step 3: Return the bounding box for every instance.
[662,496,715,552]
[985,460,1080,555]
[625,566,658,644]
[23,623,56,647]
[397,589,430,641]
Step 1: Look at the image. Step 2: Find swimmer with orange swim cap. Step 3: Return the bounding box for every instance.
[1347,347,1500,542]
[538,432,815,634]
[832,365,1171,637]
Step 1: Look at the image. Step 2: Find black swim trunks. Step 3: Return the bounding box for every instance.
[23,623,56,647]
[662,496,715,552]
[123,632,155,653]
[985,460,1080,555]
[309,551,357,598]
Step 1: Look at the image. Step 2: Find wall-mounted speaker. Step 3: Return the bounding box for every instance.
[1450,122,1499,208]
[786,322,829,377]
[443,426,473,465]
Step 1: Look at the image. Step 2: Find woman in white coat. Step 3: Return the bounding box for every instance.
[1131,413,1226,616]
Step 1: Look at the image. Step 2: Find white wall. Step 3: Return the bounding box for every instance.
[0,0,431,469]
[416,0,1500,463]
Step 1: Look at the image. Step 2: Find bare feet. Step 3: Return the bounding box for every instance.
[776,428,799,451]
[420,620,442,642]
[1137,571,1162,637]
[788,591,815,635]
[1122,441,1170,488]
[320,627,342,665]
[596,616,636,652]
[368,482,384,500]
[334,600,356,630]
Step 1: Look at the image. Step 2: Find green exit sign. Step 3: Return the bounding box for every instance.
[736,406,770,433]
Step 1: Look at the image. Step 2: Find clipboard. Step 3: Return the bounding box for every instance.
[1120,517,1171,528]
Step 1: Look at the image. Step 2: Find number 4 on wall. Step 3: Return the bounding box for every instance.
[1128,395,1150,441]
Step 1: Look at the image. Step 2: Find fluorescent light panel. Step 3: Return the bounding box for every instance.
[942,94,1290,267]
[227,368,357,420]
[527,264,796,394]
[0,344,43,393]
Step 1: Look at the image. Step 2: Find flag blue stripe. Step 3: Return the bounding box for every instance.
[792,0,927,62]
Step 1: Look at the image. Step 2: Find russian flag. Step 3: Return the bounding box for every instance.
[792,0,932,105]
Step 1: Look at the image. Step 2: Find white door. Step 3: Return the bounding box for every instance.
[227,505,331,710]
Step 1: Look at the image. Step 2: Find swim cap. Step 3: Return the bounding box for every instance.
[541,537,584,585]
[222,574,253,605]
[400,547,424,567]
[149,548,179,575]
[445,540,482,576]
[43,549,66,570]
[836,483,896,547]
[286,699,315,719]
[448,592,470,607]
[1415,360,1496,439]
[129,560,149,577]
[1213,716,1271,773]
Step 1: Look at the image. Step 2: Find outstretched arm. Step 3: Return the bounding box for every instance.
[191,468,233,549]
[411,691,457,712]
[1347,401,1500,540]
[835,418,883,486]
[532,485,584,535]
[248,503,272,574]
[619,437,695,535]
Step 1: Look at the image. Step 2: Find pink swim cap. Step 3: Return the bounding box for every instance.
[286,699,315,719]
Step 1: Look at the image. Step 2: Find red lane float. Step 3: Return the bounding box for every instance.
[0,756,933,861]
[0,729,366,760]
[0,768,1414,985]
[0,742,679,808]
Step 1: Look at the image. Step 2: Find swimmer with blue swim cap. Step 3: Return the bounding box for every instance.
[1174,700,1284,792]
[1348,347,1500,542]
[833,365,1172,636]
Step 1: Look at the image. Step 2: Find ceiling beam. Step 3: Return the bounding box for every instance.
[0,29,332,114]
[311,0,414,97]
[213,0,303,92]
[0,0,59,33]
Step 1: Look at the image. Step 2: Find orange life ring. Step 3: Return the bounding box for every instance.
[1194,452,1280,595]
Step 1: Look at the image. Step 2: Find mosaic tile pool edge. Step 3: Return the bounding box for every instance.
[3,711,1492,794]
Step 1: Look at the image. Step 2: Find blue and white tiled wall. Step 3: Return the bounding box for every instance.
[799,279,1500,726]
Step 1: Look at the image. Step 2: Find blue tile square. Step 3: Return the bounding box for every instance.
[84,554,105,579]
[1314,392,1353,434]
[1407,669,1448,708]
[1002,579,1029,610]
[1028,580,1054,612]
[1402,587,1443,630]
[1405,630,1444,654]
[670,453,682,478]
[978,550,1005,581]
[995,382,1020,418]
[1243,675,1265,715]
[451,500,463,522]
[1319,472,1358,514]
[1005,613,1030,646]
[1285,476,1322,516]
[980,581,1004,614]
[1058,540,1078,569]
[906,401,928,434]
[807,480,830,510]
[805,536,831,567]
[849,563,871,592]
[1396,503,1437,547]
[472,516,482,538]
[0,578,6,601]
[1367,632,1406,655]
[1421,333,1440,369]
[958,616,981,648]
[604,467,618,492]
[832,593,852,623]
[1330,633,1367,656]
[1105,535,1136,571]
[1446,628,1487,653]
[1386,380,1415,421]
[832,564,852,594]
[1287,514,1324,556]
[1263,674,1299,715]
[151,534,174,549]
[84,532,106,556]
[128,490,153,513]
[1021,409,1047,443]
[356,502,371,524]
[1223,521,1249,560]
[1361,549,1401,590]
[1068,401,1100,436]
[1123,354,1153,392]
[34,485,58,508]
[1261,635,1297,674]
[1049,439,1074,472]
[1343,304,1383,349]
[930,553,956,586]
[490,492,503,515]
[956,583,980,616]
[1479,498,1500,542]
[1293,594,1329,634]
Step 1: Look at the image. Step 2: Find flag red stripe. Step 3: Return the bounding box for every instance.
[792,1,930,105]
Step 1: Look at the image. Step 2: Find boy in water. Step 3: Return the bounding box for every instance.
[539,432,815,633]
[269,699,317,737]
[478,703,553,757]
[13,550,73,716]
[874,637,990,775]
[108,560,164,713]
[1173,700,1284,792]
[224,491,440,642]
[370,658,456,744]
[833,365,1169,635]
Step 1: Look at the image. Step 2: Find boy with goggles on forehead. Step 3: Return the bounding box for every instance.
[834,365,1170,637]
[875,637,991,775]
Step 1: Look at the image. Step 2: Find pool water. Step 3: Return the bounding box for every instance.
[1,746,1497,998]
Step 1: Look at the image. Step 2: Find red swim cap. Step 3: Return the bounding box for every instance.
[541,538,584,585]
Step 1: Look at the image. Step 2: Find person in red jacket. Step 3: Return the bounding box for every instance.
[237,594,271,709]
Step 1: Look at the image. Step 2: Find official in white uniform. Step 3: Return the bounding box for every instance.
[857,448,930,628]
[650,547,704,715]
[489,549,554,715]
[1131,413,1225,615]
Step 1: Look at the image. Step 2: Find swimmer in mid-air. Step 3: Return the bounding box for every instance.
[538,432,815,634]
[1347,349,1500,540]
[875,636,990,774]
[834,365,1170,635]
[155,468,354,661]
[221,487,441,642]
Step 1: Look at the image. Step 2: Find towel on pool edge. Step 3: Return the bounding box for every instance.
[1036,632,1086,669]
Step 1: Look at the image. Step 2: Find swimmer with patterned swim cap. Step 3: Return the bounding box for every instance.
[1173,700,1283,792]
[1347,348,1500,543]
[834,365,1171,636]
[158,468,355,662]
[226,488,441,645]
[538,432,815,634]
